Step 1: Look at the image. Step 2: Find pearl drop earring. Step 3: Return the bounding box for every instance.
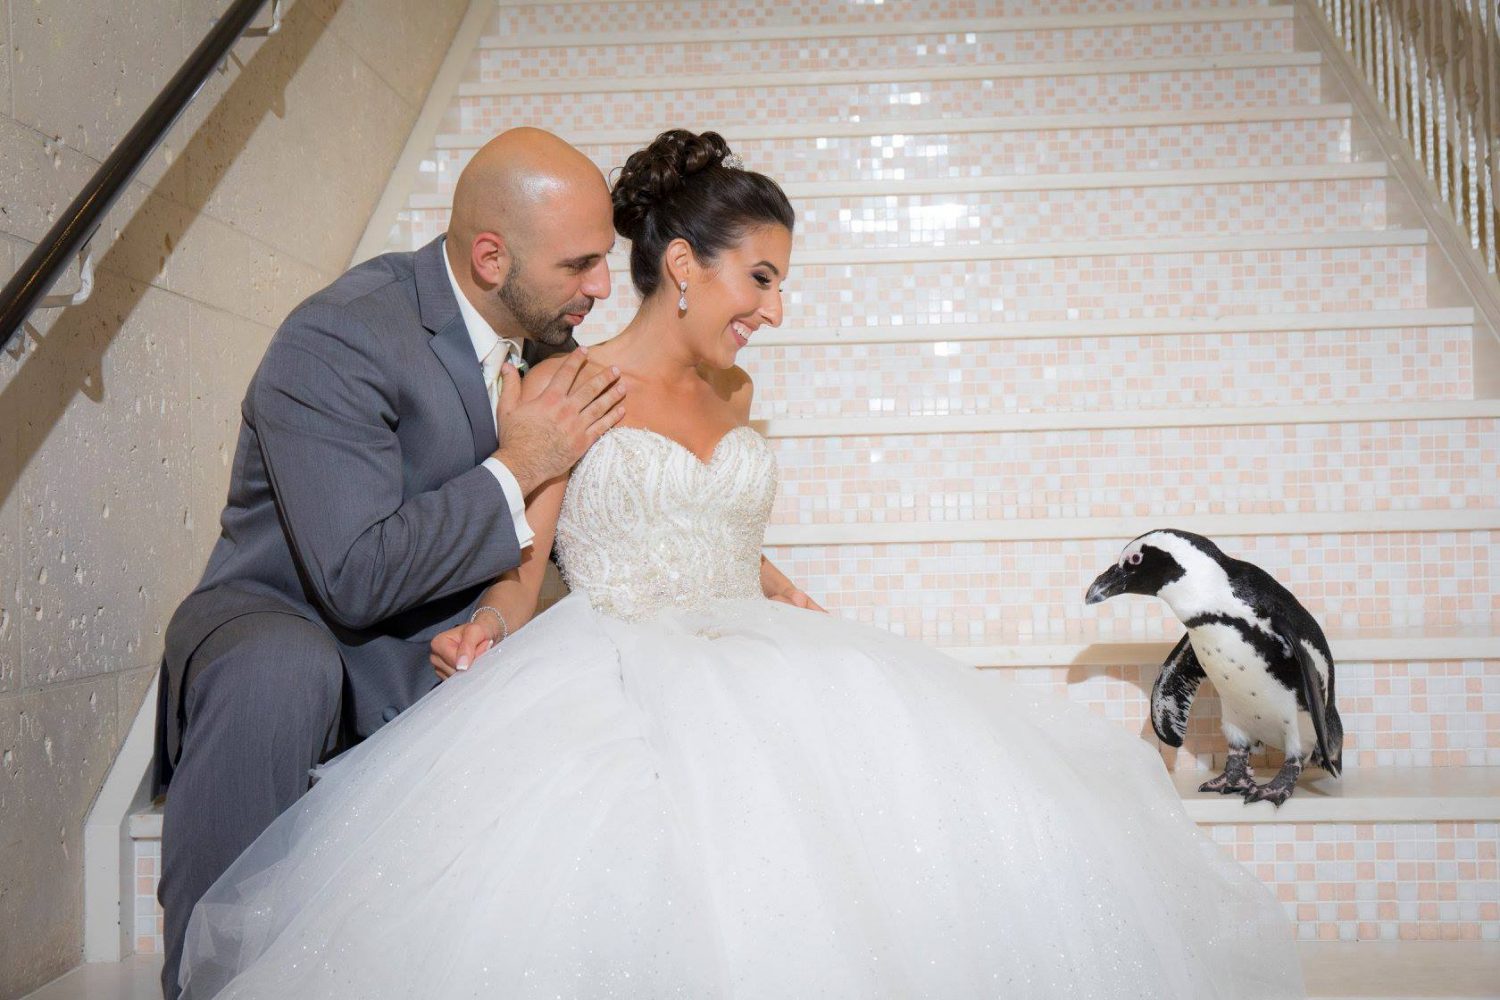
[678,280,688,312]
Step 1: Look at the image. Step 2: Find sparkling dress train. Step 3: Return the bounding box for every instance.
[179,425,1304,999]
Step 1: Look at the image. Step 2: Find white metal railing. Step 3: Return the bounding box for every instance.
[1314,0,1499,276]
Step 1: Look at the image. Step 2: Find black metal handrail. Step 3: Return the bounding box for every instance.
[0,0,272,351]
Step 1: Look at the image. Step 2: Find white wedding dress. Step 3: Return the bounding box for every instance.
[179,426,1304,999]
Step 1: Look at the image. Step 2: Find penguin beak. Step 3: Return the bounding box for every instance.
[1085,565,1127,606]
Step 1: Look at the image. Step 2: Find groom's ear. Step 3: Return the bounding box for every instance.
[470,231,511,288]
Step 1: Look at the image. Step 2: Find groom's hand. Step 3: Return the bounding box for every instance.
[493,348,625,495]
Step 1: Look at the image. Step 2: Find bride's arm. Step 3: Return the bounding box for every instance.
[719,366,829,613]
[430,358,583,678]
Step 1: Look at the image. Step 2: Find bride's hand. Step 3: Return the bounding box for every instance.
[429,620,500,681]
[769,586,827,613]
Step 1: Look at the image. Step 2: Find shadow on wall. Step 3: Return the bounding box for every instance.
[0,0,345,511]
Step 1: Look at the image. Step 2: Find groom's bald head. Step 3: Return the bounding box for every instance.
[446,128,614,345]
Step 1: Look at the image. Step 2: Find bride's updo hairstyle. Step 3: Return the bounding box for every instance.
[612,129,794,297]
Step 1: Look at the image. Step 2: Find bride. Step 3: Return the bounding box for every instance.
[178,130,1304,999]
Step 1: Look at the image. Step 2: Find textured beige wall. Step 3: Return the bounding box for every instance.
[0,1,468,994]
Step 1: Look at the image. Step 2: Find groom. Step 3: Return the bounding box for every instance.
[151,129,622,999]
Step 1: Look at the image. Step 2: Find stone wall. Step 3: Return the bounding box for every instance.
[0,1,468,994]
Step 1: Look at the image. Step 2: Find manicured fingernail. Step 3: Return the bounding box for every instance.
[611,366,620,375]
[456,656,470,671]
[480,640,493,653]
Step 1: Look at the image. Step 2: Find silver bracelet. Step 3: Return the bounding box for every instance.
[469,604,510,643]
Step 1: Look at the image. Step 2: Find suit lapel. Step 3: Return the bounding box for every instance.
[416,237,497,464]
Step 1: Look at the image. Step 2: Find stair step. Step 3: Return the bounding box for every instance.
[1299,941,1500,997]
[477,5,1294,50]
[766,531,1496,646]
[758,400,1500,436]
[435,103,1356,148]
[589,233,1429,332]
[746,307,1471,346]
[20,946,1500,999]
[766,412,1497,528]
[1003,655,1499,774]
[485,0,1285,40]
[447,58,1323,136]
[937,629,1500,667]
[763,510,1500,545]
[460,52,1321,97]
[741,314,1475,416]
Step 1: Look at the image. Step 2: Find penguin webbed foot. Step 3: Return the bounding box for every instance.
[1198,747,1256,795]
[1242,756,1304,807]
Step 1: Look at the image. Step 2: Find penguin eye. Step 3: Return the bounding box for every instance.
[1127,552,1144,567]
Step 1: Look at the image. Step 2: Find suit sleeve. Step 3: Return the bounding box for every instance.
[251,302,522,630]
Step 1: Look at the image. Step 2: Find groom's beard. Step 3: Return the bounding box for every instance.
[498,264,590,348]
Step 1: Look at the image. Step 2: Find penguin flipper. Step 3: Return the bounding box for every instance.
[1150,635,1205,748]
[1277,625,1340,778]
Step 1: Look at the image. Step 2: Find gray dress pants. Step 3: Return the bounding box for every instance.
[157,612,344,1000]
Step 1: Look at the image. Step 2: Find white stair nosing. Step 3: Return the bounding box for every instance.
[478,6,1294,51]
[130,767,1500,839]
[944,634,1499,667]
[1176,767,1500,824]
[406,162,1387,211]
[434,103,1356,148]
[756,401,1500,439]
[601,230,1427,271]
[778,162,1387,198]
[762,510,1500,546]
[457,51,1324,97]
[747,308,1475,346]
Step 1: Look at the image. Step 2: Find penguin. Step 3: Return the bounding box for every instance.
[1084,529,1343,806]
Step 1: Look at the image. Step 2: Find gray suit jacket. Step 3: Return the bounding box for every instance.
[152,236,570,796]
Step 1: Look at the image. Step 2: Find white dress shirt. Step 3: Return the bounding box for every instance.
[441,239,534,549]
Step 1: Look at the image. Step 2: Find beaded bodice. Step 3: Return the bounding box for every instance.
[553,426,777,622]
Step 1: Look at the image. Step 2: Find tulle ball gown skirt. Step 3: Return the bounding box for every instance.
[179,594,1304,999]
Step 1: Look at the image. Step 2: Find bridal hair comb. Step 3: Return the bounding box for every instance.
[722,152,746,170]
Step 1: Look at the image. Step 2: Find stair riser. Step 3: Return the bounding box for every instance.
[768,421,1499,526]
[474,19,1294,80]
[398,176,1383,248]
[417,118,1354,202]
[127,818,1499,954]
[583,244,1427,332]
[1207,822,1499,942]
[450,66,1322,134]
[791,179,1386,249]
[762,531,1499,645]
[490,0,1281,38]
[994,660,1500,772]
[745,327,1474,417]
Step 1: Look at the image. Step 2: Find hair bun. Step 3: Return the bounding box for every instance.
[612,130,733,242]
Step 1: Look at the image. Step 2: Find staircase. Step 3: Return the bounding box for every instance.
[114,0,1499,994]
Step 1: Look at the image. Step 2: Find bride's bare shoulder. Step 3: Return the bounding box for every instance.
[523,352,614,399]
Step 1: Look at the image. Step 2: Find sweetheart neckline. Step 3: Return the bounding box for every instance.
[604,424,760,467]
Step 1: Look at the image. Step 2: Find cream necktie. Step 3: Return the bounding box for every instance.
[482,339,527,418]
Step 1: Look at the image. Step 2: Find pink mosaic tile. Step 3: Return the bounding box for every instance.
[490,0,1271,38]
[414,118,1354,199]
[1206,822,1500,942]
[448,66,1323,135]
[474,19,1293,81]
[768,421,1499,526]
[133,837,163,956]
[790,179,1385,249]
[745,326,1474,417]
[762,532,1499,644]
[584,244,1428,333]
[993,660,1500,772]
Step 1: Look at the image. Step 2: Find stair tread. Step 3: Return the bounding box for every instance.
[129,766,1500,842]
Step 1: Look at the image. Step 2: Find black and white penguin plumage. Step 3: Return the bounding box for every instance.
[1084,529,1343,806]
